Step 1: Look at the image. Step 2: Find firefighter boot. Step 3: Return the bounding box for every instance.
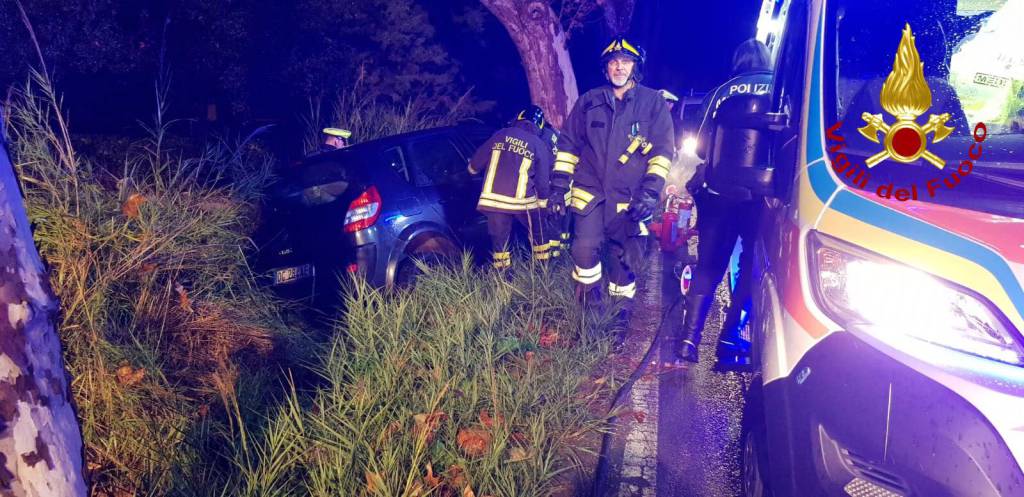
[611,300,632,352]
[714,303,753,371]
[576,283,604,316]
[673,293,714,364]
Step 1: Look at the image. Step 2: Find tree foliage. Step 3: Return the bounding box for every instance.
[0,0,470,125]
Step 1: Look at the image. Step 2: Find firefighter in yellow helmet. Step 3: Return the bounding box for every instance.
[548,36,675,345]
[468,105,555,273]
[320,127,352,152]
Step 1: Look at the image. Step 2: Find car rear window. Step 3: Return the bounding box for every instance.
[276,156,364,207]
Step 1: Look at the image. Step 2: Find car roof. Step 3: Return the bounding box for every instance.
[309,123,492,160]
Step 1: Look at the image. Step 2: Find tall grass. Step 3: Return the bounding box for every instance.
[224,258,615,496]
[5,69,308,496]
[302,73,478,154]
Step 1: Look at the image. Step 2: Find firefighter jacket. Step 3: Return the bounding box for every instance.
[552,84,675,218]
[540,126,571,207]
[468,121,553,213]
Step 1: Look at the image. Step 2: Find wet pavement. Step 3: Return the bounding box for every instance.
[601,249,750,497]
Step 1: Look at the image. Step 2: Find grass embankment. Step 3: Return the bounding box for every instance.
[231,260,617,497]
[6,71,614,496]
[7,72,308,496]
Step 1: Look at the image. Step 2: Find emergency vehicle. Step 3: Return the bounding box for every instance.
[739,0,1024,495]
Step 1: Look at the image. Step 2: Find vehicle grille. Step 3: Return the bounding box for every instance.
[844,477,903,497]
[842,449,910,496]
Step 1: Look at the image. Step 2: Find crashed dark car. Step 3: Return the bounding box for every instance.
[251,123,497,307]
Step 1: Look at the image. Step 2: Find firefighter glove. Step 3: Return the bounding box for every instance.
[627,188,658,221]
[548,187,568,217]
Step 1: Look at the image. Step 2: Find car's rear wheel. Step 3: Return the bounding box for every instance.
[395,251,447,289]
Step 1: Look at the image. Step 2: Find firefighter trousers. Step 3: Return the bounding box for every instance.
[570,204,637,299]
[546,212,572,258]
[485,209,551,268]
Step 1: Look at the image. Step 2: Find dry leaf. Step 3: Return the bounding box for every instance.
[447,465,468,489]
[365,471,385,494]
[538,330,559,348]
[424,463,442,488]
[478,410,505,429]
[174,283,194,314]
[463,486,476,497]
[116,365,145,386]
[507,447,530,462]
[122,193,145,219]
[412,411,446,444]
[457,427,492,457]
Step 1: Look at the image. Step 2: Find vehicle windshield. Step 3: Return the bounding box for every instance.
[827,0,1024,215]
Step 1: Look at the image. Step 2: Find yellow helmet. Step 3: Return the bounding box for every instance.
[322,127,352,139]
[601,36,646,82]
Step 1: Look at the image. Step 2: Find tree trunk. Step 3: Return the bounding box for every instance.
[480,0,579,128]
[0,114,86,496]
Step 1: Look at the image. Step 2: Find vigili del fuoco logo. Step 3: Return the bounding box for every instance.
[825,23,988,202]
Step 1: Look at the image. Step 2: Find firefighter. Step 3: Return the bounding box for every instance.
[549,36,675,341]
[320,127,352,152]
[468,105,554,270]
[538,124,569,258]
[673,38,773,367]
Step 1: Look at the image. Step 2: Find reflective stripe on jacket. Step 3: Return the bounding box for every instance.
[469,121,553,213]
[552,84,675,216]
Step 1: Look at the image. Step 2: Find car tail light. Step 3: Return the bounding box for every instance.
[344,185,382,233]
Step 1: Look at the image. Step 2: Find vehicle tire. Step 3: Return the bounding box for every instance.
[395,251,446,289]
[741,377,773,497]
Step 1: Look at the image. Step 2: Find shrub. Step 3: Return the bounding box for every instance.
[5,70,308,496]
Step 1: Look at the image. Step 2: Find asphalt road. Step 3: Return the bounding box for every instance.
[602,249,750,497]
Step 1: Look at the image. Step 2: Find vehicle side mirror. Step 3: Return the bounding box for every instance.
[705,94,778,200]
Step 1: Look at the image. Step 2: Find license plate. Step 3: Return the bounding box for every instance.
[274,264,314,285]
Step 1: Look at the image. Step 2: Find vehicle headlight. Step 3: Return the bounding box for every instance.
[807,230,1023,366]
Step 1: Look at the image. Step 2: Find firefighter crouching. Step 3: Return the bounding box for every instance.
[549,36,675,343]
[468,105,555,270]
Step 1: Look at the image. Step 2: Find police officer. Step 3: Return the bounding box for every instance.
[320,127,352,152]
[468,106,555,270]
[549,36,675,337]
[673,39,773,366]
